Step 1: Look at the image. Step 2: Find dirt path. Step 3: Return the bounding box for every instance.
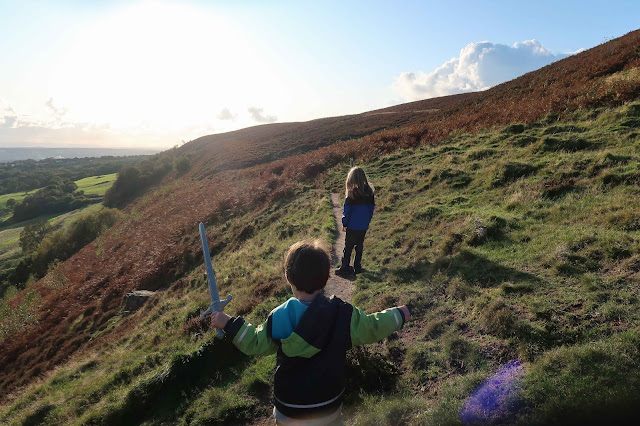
[324,193,354,302]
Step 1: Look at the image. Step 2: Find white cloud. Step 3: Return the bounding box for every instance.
[393,40,576,102]
[0,99,17,128]
[45,97,68,121]
[1,116,17,128]
[248,107,277,123]
[217,107,237,121]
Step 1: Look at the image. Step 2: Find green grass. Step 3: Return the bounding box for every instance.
[0,173,116,222]
[2,103,640,424]
[0,189,36,222]
[74,173,117,196]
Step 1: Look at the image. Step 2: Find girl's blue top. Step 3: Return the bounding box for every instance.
[341,186,375,231]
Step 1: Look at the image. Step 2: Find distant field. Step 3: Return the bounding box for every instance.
[75,173,117,196]
[0,173,117,222]
[0,190,36,221]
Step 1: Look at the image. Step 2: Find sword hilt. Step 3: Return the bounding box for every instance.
[201,295,232,339]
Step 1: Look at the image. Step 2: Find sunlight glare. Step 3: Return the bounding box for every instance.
[50,1,285,133]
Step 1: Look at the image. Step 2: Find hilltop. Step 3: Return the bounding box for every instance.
[0,29,639,424]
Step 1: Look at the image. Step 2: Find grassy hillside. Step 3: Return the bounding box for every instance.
[1,101,639,424]
[0,30,639,425]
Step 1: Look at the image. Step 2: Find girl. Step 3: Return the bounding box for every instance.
[336,166,375,276]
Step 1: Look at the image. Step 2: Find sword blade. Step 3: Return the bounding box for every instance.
[199,222,221,311]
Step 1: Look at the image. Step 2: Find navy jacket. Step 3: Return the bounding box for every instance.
[341,187,375,231]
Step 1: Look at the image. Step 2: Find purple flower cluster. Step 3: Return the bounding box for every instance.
[460,360,525,424]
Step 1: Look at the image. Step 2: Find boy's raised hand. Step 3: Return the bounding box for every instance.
[210,311,231,330]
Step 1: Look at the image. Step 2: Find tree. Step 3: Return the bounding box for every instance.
[174,155,191,174]
[19,221,51,254]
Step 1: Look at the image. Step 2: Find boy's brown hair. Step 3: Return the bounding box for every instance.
[284,240,330,294]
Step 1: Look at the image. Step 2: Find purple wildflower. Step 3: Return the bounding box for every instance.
[460,360,526,424]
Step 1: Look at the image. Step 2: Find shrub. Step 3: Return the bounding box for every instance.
[30,208,124,279]
[443,334,481,372]
[19,221,51,254]
[511,135,538,147]
[607,211,640,231]
[503,124,525,134]
[601,170,640,186]
[173,155,191,174]
[11,178,91,222]
[430,168,472,188]
[104,153,174,207]
[345,346,399,398]
[413,205,442,221]
[466,148,497,160]
[624,102,640,117]
[521,329,640,425]
[467,216,508,246]
[491,162,537,186]
[542,124,587,134]
[103,167,142,207]
[441,232,464,255]
[541,177,577,199]
[619,118,640,128]
[479,299,515,337]
[539,136,595,152]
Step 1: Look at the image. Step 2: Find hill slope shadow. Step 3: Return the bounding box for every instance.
[390,249,545,288]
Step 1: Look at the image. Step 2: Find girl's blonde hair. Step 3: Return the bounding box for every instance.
[345,166,374,198]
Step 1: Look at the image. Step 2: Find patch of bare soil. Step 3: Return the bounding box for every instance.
[324,193,354,302]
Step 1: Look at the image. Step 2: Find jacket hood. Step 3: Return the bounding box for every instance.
[280,294,340,356]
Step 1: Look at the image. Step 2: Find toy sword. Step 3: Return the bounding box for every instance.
[199,222,232,338]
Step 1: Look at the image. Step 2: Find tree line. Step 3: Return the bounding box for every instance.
[0,155,148,196]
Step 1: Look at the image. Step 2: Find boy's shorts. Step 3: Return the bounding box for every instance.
[273,404,343,425]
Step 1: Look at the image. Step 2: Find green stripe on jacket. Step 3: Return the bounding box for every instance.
[281,332,321,358]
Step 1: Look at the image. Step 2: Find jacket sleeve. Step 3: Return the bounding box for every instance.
[368,195,375,223]
[349,306,405,347]
[341,200,352,228]
[224,316,278,356]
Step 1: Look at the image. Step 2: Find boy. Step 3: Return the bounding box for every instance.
[210,240,410,424]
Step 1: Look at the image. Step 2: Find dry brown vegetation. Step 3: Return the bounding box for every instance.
[1,29,639,399]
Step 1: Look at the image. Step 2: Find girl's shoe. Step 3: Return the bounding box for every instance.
[335,265,354,276]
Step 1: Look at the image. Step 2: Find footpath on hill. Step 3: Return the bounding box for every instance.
[324,193,354,302]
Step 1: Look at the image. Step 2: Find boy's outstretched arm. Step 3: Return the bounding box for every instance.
[350,304,410,347]
[210,311,277,356]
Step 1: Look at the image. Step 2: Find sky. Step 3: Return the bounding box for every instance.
[0,0,639,150]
